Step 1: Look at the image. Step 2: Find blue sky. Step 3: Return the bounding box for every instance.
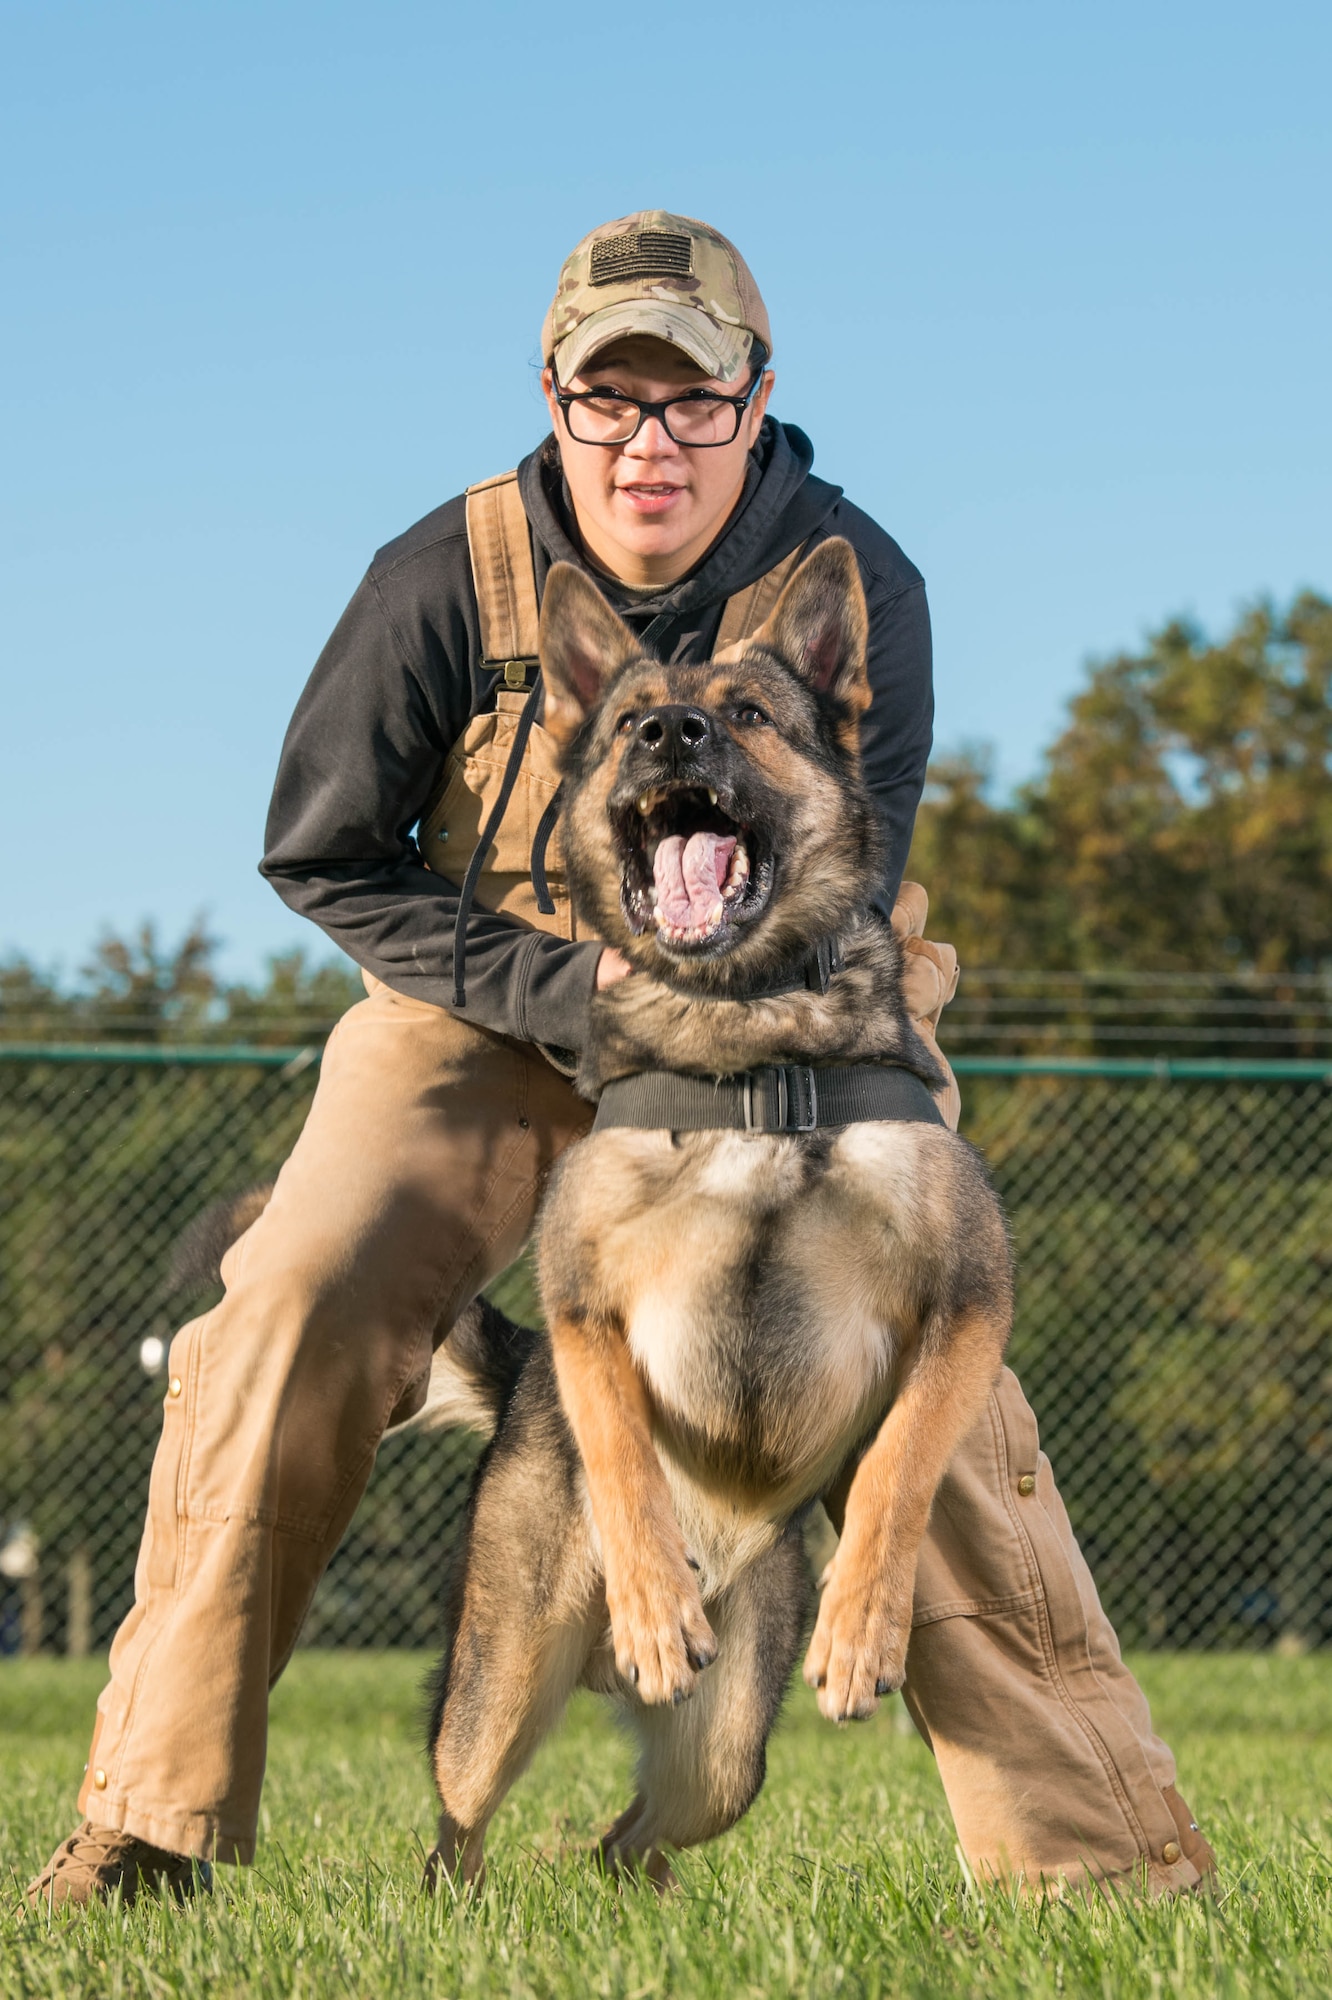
[3,0,1328,980]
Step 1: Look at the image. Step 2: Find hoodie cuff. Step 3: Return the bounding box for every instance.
[515,935,604,1053]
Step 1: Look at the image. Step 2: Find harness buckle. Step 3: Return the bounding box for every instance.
[743,1065,818,1132]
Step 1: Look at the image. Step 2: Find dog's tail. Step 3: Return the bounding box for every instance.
[166,1183,274,1296]
[410,1297,536,1439]
[167,1182,532,1440]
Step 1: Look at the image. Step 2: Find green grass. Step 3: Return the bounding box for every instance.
[3,1654,1330,1998]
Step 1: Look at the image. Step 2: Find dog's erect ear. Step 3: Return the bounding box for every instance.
[754,538,871,745]
[539,563,643,747]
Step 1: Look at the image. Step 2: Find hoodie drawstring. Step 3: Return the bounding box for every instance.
[451,673,545,1010]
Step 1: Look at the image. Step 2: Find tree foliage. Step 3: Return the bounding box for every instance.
[0,922,362,1045]
[908,592,1332,973]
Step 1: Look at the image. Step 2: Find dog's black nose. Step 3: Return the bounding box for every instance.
[636,705,712,757]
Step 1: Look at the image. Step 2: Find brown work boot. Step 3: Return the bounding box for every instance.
[24,1819,213,1911]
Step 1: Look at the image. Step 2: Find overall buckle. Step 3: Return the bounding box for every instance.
[487,657,540,690]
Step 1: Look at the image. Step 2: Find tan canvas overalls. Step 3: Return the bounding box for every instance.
[75,472,1210,1894]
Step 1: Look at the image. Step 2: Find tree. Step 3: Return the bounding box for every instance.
[0,922,362,1046]
[909,592,1332,974]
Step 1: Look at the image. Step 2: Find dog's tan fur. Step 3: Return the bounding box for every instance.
[424,540,1012,1887]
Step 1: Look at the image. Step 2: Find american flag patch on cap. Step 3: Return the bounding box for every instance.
[589,231,694,286]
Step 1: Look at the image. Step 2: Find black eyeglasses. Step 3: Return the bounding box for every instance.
[550,358,766,449]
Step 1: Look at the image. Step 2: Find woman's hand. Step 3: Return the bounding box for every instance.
[596,948,634,990]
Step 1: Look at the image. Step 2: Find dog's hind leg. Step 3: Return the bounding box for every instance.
[428,1603,596,1892]
[600,1525,809,1887]
[425,1363,600,1893]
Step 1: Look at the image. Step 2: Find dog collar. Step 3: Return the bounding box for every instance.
[591,1061,944,1135]
[745,933,845,1000]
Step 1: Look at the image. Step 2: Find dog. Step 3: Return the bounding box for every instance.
[422,537,1013,1889]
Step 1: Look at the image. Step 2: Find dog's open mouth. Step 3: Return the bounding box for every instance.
[618,783,773,951]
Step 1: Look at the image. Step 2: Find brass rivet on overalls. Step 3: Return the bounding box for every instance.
[93,1768,108,1790]
[437,829,448,842]
[1161,1839,1181,1865]
[168,1377,183,1399]
[518,1117,529,1130]
[1017,1473,1036,1496]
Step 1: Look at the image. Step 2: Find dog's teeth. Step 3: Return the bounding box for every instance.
[707,787,718,805]
[638,795,651,815]
[722,844,750,901]
[709,901,723,924]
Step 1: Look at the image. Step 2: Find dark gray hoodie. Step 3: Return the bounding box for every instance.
[260,420,932,1051]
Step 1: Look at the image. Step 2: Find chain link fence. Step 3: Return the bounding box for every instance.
[1,1042,1329,1658]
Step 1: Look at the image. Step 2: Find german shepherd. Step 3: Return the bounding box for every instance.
[422,538,1012,1889]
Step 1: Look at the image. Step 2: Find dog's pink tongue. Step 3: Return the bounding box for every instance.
[653,831,736,929]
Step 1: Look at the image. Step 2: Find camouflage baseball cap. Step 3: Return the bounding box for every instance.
[543,211,771,385]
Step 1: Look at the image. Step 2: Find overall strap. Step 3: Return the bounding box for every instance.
[465,470,806,669]
[465,470,541,686]
[452,472,543,1007]
[714,540,810,653]
[451,677,543,1009]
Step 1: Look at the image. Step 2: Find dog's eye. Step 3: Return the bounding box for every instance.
[616,713,635,735]
[734,703,769,727]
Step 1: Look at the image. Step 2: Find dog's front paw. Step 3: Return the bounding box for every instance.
[607,1559,718,1707]
[803,1556,909,1722]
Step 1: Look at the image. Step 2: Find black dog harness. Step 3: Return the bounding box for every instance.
[592,1061,943,1134]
